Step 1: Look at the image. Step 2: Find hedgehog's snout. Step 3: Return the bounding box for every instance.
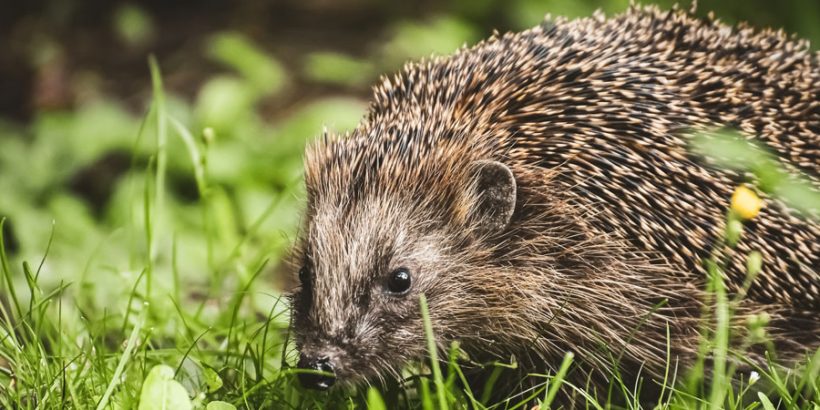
[297,352,337,390]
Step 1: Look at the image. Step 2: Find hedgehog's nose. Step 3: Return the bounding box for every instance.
[297,354,336,390]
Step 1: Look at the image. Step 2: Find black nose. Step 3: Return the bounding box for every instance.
[297,354,336,390]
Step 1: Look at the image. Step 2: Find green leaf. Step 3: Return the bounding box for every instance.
[382,16,477,65]
[691,131,820,217]
[194,75,256,135]
[725,218,743,247]
[303,52,375,87]
[138,365,193,410]
[202,366,223,393]
[207,32,287,96]
[757,392,776,410]
[746,251,762,277]
[114,4,154,46]
[206,401,236,410]
[366,387,387,410]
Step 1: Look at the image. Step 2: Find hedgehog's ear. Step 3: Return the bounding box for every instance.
[465,160,517,235]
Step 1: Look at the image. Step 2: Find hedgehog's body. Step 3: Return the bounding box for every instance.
[291,6,820,397]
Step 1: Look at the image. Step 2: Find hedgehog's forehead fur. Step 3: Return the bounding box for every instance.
[304,127,481,217]
[303,84,497,211]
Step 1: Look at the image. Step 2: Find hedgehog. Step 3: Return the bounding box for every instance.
[289,5,820,399]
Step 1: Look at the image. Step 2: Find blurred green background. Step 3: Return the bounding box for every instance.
[1,0,819,344]
[0,0,818,406]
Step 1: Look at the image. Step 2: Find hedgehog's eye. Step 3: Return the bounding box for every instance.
[298,266,311,286]
[386,268,412,295]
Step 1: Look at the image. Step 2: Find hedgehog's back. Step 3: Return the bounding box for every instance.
[364,6,820,310]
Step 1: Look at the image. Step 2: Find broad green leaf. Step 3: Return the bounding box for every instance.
[194,76,256,135]
[206,401,236,410]
[757,392,776,410]
[138,365,193,410]
[367,387,387,410]
[207,32,287,96]
[202,367,223,393]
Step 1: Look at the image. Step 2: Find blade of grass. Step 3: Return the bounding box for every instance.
[542,351,574,408]
[450,359,482,409]
[706,259,729,410]
[419,294,448,410]
[224,259,269,368]
[0,218,23,322]
[95,304,147,410]
[145,56,169,305]
[479,364,504,404]
[148,56,168,263]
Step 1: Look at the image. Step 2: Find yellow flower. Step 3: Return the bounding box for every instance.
[731,185,763,220]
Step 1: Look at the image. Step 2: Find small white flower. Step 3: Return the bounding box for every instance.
[749,371,760,385]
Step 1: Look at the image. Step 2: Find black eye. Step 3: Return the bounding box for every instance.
[386,268,412,295]
[298,266,310,286]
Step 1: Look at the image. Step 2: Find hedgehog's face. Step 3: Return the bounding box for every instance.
[290,198,441,389]
[291,153,517,389]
